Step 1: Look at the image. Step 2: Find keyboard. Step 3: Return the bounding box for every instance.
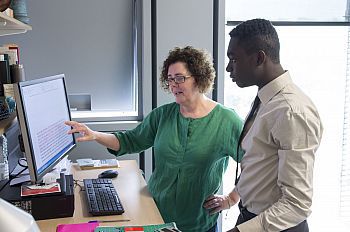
[83,178,124,216]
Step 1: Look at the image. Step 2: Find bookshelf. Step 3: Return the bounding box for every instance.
[0,11,31,36]
[0,10,31,134]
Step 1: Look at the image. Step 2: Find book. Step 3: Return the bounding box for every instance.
[0,54,10,84]
[77,158,94,167]
[4,44,20,63]
[57,222,99,232]
[78,159,120,170]
[3,83,14,97]
[0,96,10,120]
[94,222,180,232]
[21,182,61,197]
[0,47,18,65]
[3,83,15,113]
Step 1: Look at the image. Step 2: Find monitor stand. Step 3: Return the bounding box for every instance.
[21,173,72,197]
[0,174,75,220]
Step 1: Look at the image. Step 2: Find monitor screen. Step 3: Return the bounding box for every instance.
[13,74,76,184]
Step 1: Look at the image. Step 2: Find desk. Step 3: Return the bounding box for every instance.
[37,160,164,232]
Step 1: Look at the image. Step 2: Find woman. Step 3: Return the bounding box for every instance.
[66,46,242,232]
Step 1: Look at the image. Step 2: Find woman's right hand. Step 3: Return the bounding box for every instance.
[65,120,96,142]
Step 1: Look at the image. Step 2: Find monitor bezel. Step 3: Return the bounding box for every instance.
[13,74,76,184]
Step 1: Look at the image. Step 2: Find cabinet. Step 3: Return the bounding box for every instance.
[0,11,31,36]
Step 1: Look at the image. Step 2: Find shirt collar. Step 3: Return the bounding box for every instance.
[257,71,292,105]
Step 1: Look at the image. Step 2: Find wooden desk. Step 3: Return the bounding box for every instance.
[36,160,164,231]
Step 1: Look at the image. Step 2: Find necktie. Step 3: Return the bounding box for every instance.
[235,95,260,185]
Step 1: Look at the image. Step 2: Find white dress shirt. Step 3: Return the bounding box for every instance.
[236,71,323,231]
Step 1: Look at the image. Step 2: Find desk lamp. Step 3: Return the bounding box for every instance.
[0,198,40,232]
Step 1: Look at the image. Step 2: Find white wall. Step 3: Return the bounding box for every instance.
[0,0,136,111]
[0,0,224,182]
[155,0,215,106]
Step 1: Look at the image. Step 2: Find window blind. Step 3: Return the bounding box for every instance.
[340,27,350,224]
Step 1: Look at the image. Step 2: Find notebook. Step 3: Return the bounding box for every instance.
[56,222,99,232]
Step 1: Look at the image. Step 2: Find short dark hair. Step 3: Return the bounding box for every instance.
[229,18,280,63]
[160,46,215,93]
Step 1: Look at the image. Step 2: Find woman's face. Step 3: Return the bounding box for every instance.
[167,62,199,105]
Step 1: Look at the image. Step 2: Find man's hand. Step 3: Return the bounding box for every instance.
[203,194,234,214]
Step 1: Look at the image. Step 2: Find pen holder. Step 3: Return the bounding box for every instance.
[10,64,26,83]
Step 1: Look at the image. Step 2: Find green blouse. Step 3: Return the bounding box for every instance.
[108,102,243,232]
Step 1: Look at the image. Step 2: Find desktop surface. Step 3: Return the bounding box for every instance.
[36,160,164,232]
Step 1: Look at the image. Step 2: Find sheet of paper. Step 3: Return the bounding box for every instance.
[11,163,29,175]
[10,174,30,186]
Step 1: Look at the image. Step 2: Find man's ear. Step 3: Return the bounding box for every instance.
[256,50,266,66]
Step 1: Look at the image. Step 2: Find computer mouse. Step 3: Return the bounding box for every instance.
[98,169,118,178]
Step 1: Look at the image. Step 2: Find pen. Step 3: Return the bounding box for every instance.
[89,219,131,223]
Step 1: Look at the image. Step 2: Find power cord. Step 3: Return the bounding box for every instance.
[16,157,27,168]
[0,158,28,193]
[73,178,84,191]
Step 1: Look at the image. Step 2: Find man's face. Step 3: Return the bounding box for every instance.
[226,37,257,88]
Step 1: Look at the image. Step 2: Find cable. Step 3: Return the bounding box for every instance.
[16,158,27,168]
[0,159,28,193]
[73,178,83,191]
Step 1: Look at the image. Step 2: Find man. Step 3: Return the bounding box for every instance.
[204,19,323,231]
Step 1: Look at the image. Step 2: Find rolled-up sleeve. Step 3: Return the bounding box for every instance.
[107,109,159,156]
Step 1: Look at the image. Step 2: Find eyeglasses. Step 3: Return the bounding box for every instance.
[165,75,191,86]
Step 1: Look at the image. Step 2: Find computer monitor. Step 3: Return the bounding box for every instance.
[13,74,76,184]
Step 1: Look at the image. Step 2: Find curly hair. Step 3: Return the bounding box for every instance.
[229,18,280,63]
[160,46,215,93]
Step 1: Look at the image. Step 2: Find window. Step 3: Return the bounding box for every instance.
[223,1,350,231]
[226,0,347,22]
